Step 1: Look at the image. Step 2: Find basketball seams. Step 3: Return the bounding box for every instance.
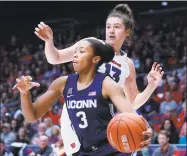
[122,116,146,131]
[117,117,123,152]
[120,119,144,150]
[107,121,119,150]
[123,121,136,151]
[107,114,147,153]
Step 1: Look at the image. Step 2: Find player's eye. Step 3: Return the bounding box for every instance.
[115,26,120,29]
[106,25,111,29]
[80,50,85,54]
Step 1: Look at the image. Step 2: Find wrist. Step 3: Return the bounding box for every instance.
[21,91,30,96]
[45,39,54,44]
[147,82,157,90]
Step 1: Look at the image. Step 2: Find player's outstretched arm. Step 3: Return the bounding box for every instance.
[124,60,164,110]
[35,22,97,64]
[102,76,136,114]
[12,76,67,122]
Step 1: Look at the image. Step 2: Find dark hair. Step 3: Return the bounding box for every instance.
[160,119,177,133]
[159,130,170,138]
[107,4,135,36]
[86,38,114,68]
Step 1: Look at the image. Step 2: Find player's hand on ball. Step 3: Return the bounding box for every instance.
[139,115,153,148]
[12,76,40,93]
[34,21,53,42]
[147,62,164,88]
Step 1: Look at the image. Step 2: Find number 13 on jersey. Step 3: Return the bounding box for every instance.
[105,64,121,82]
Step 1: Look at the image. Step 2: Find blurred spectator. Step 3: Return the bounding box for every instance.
[22,119,36,139]
[159,119,179,144]
[29,135,56,156]
[52,136,65,156]
[16,127,29,144]
[44,107,61,125]
[151,130,177,156]
[171,101,186,130]
[43,117,53,137]
[49,125,61,145]
[31,123,47,145]
[1,123,16,145]
[10,119,18,132]
[179,122,186,144]
[0,139,14,156]
[169,81,182,104]
[160,92,178,114]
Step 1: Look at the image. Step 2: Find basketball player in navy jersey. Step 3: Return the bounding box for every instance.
[13,38,151,156]
[34,4,164,155]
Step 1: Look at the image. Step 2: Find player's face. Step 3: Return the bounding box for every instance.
[105,17,128,49]
[158,134,169,146]
[73,40,97,73]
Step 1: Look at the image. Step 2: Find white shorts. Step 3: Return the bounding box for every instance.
[60,104,81,156]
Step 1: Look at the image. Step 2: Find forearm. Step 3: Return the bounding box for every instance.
[45,40,74,64]
[20,91,37,122]
[132,84,156,110]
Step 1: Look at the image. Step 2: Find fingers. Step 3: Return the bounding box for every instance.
[155,63,161,72]
[151,62,157,71]
[161,71,164,76]
[34,31,42,38]
[38,23,44,30]
[31,82,40,87]
[13,76,34,90]
[152,62,164,74]
[26,75,32,81]
[12,84,18,90]
[40,21,48,27]
[35,22,48,32]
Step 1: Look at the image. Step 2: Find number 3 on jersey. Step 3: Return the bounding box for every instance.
[105,64,121,82]
[76,111,88,129]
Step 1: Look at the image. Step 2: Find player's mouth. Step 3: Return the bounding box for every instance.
[73,60,78,64]
[109,35,116,40]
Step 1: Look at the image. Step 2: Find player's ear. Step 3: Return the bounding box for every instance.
[124,29,130,37]
[92,56,101,64]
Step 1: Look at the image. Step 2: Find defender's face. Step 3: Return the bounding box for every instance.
[105,17,127,48]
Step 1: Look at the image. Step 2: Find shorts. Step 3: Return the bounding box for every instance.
[73,143,141,156]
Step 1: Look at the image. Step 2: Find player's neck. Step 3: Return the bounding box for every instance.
[113,45,121,56]
[78,70,95,86]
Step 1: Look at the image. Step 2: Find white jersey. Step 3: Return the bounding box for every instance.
[61,51,130,155]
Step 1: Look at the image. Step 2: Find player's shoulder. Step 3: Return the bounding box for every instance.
[52,75,68,85]
[49,75,68,92]
[126,56,135,70]
[102,75,118,89]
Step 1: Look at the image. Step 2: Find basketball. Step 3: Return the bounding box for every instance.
[107,113,147,153]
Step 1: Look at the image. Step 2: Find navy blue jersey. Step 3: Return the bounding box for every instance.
[63,73,113,149]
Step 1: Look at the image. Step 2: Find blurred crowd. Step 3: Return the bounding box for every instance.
[0,13,186,156]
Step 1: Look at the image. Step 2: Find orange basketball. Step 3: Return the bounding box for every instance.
[107,113,147,153]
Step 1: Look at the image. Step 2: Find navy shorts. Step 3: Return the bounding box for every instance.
[74,143,137,156]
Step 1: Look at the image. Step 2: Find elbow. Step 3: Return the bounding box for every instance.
[25,116,38,123]
[46,52,60,64]
[46,57,59,65]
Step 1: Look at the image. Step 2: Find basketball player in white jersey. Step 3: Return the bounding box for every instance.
[34,4,164,155]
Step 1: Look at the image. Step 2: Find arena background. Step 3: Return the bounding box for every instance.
[0,1,186,156]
